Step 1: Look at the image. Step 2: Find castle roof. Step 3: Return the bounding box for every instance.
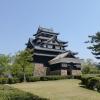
[49,51,81,65]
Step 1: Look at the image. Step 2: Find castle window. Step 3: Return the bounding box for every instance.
[55,46,60,49]
[48,44,53,49]
[53,45,55,49]
[37,40,41,42]
[61,47,64,50]
[62,63,67,67]
[43,44,46,48]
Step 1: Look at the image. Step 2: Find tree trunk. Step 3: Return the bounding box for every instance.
[22,66,26,82]
[23,72,26,82]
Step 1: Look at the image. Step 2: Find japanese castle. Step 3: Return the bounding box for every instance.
[26,27,82,76]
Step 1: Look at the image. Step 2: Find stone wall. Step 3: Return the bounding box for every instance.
[34,63,47,76]
[33,63,82,76]
[49,70,61,75]
[72,70,82,75]
[61,70,67,76]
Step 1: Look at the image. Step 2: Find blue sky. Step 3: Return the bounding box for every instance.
[0,0,100,61]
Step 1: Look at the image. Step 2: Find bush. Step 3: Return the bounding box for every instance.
[80,75,100,92]
[40,75,68,81]
[0,85,49,100]
[0,77,20,84]
[26,76,40,82]
[80,75,93,85]
[73,75,81,79]
[26,75,70,82]
[7,78,20,84]
[0,78,8,84]
[96,82,100,92]
[0,75,81,84]
[87,77,100,90]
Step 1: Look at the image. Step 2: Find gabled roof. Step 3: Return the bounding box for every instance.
[51,52,70,61]
[44,36,67,47]
[26,38,34,47]
[49,51,81,65]
[50,51,75,61]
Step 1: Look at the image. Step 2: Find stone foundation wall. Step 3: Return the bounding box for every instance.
[49,70,61,75]
[72,70,82,75]
[34,63,47,76]
[33,63,82,76]
[61,70,67,76]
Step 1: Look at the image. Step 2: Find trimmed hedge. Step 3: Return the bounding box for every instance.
[0,85,48,100]
[87,77,100,92]
[80,75,94,85]
[26,75,70,82]
[26,76,40,82]
[80,75,100,92]
[0,75,81,84]
[0,78,20,84]
[40,75,69,81]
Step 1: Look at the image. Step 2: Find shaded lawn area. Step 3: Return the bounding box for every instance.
[10,79,100,100]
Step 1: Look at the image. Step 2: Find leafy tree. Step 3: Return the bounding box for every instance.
[0,54,12,77]
[86,32,100,59]
[82,59,96,74]
[13,49,34,82]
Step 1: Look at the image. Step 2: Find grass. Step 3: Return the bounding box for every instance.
[10,79,100,100]
[0,85,48,100]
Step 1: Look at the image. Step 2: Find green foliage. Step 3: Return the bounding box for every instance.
[26,76,40,82]
[80,75,100,92]
[0,78,8,84]
[0,54,11,67]
[0,54,12,76]
[87,77,100,89]
[0,75,80,84]
[40,75,68,81]
[0,78,20,84]
[82,66,91,74]
[87,32,100,59]
[0,85,48,100]
[89,68,100,74]
[12,49,34,82]
[80,75,93,85]
[81,59,99,74]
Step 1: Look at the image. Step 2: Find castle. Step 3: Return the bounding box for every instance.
[26,27,82,76]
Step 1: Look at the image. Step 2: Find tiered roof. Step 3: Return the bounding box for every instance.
[26,27,68,52]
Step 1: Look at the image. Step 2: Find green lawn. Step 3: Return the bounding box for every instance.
[10,79,100,100]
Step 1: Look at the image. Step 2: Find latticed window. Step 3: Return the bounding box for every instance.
[62,63,67,67]
[48,44,53,49]
[43,44,46,48]
[61,47,64,50]
[37,39,41,42]
[55,46,60,49]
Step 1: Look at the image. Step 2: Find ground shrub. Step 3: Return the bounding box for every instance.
[0,78,8,84]
[7,78,20,84]
[0,75,81,84]
[80,75,93,85]
[73,75,81,79]
[26,76,40,82]
[96,82,100,92]
[80,74,100,92]
[40,75,68,81]
[87,77,100,90]
[0,78,20,84]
